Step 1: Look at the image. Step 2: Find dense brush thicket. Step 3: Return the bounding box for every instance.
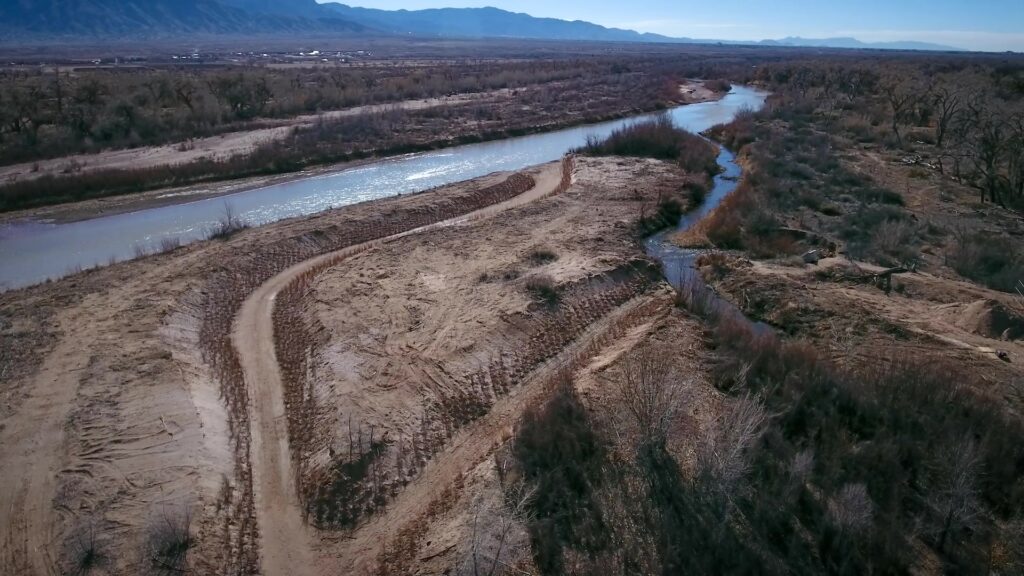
[510,300,1024,575]
[576,116,719,179]
[510,55,1024,575]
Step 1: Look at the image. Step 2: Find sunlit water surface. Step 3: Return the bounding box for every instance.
[0,86,767,290]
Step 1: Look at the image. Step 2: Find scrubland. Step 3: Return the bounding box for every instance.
[2,44,1024,576]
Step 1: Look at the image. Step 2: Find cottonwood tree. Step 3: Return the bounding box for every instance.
[614,346,690,448]
[463,469,535,576]
[962,98,1011,206]
[927,436,983,553]
[1007,111,1024,202]
[883,73,924,148]
[695,392,768,502]
[931,83,966,149]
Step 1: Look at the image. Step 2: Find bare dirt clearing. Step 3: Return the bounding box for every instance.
[0,152,695,575]
[270,156,692,573]
[0,162,568,574]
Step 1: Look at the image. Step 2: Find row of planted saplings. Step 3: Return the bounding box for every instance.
[188,170,539,561]
[249,172,540,524]
[202,168,539,450]
[303,260,663,529]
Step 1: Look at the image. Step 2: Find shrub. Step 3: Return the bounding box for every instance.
[208,203,248,240]
[147,507,193,574]
[636,197,684,236]
[526,247,559,266]
[511,379,609,575]
[524,274,559,305]
[576,116,718,177]
[704,78,733,93]
[840,204,917,264]
[685,181,708,206]
[674,278,1024,574]
[948,231,1024,292]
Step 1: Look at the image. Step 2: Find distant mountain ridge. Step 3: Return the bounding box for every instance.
[0,0,966,51]
[319,4,676,43]
[760,36,961,52]
[0,0,367,38]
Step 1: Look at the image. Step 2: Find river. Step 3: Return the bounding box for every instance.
[0,86,767,290]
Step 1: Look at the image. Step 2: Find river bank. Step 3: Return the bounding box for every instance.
[0,85,765,291]
[0,80,726,226]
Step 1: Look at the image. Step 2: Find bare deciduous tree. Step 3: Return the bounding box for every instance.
[464,468,535,576]
[614,346,691,446]
[883,74,923,148]
[827,483,874,534]
[928,436,983,553]
[931,84,966,149]
[696,393,768,499]
[147,505,194,574]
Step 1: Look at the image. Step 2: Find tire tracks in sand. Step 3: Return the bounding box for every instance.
[0,302,97,575]
[232,162,564,576]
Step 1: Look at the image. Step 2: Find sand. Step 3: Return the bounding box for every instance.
[0,153,696,575]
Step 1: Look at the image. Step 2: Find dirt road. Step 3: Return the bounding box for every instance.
[231,162,563,575]
[0,304,94,574]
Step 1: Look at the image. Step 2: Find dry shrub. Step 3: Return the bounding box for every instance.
[704,78,733,93]
[673,272,1024,573]
[694,392,768,497]
[146,507,193,575]
[208,202,248,240]
[700,179,792,257]
[948,230,1024,293]
[614,345,691,445]
[576,116,718,177]
[524,274,559,305]
[511,380,608,576]
[526,247,559,266]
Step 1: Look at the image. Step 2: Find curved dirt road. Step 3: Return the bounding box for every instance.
[231,162,563,576]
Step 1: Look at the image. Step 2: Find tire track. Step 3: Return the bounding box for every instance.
[232,162,565,576]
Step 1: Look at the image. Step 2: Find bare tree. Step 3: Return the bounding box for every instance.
[147,505,194,574]
[827,483,874,534]
[464,468,535,576]
[65,519,104,576]
[1007,112,1024,202]
[614,346,691,446]
[696,393,768,499]
[931,84,966,149]
[963,99,1011,206]
[883,74,922,148]
[928,436,983,553]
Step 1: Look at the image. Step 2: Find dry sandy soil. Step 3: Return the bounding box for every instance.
[0,152,699,575]
[274,156,691,574]
[0,163,551,575]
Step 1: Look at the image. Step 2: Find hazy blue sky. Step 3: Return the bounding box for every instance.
[327,1,1024,51]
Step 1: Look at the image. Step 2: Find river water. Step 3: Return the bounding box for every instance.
[0,86,767,290]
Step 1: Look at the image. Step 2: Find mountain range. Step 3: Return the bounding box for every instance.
[0,0,965,52]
